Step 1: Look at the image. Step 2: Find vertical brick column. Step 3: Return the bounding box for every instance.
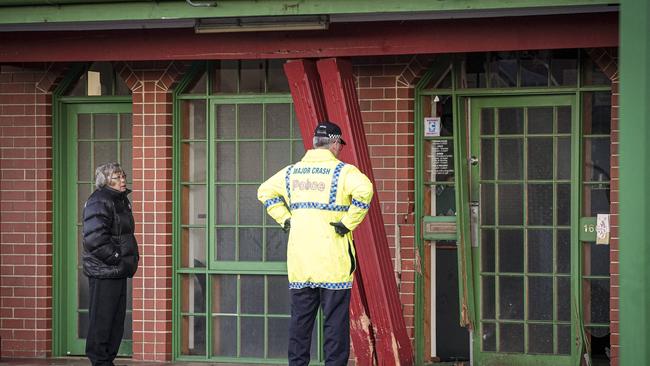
[352,56,422,340]
[118,62,187,361]
[586,47,619,366]
[0,63,65,358]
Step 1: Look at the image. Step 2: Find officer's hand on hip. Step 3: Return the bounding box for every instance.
[282,218,291,233]
[329,221,350,236]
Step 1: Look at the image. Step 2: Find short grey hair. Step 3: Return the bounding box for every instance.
[95,162,125,189]
[313,136,337,149]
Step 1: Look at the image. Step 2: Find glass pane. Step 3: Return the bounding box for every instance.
[557,106,572,134]
[528,184,553,226]
[181,273,206,313]
[528,324,553,354]
[550,49,578,86]
[267,59,290,92]
[181,185,206,225]
[211,60,238,94]
[115,74,131,96]
[589,279,610,323]
[239,141,262,182]
[77,183,92,222]
[78,311,89,338]
[268,317,290,358]
[216,228,236,261]
[239,228,263,261]
[181,227,206,268]
[582,54,611,86]
[557,137,571,180]
[212,275,237,314]
[240,317,264,357]
[527,107,553,134]
[520,51,549,87]
[216,104,236,139]
[488,52,518,88]
[266,227,288,262]
[583,137,611,182]
[89,63,114,96]
[239,185,262,225]
[527,137,553,180]
[238,104,263,139]
[423,57,452,89]
[185,70,207,94]
[77,141,90,180]
[268,276,290,314]
[499,229,523,273]
[481,184,495,226]
[216,142,236,182]
[68,71,87,96]
[583,184,610,216]
[120,142,132,175]
[181,315,206,355]
[266,141,290,180]
[528,276,553,320]
[481,229,495,272]
[481,108,494,135]
[583,92,611,134]
[557,276,571,321]
[292,140,305,162]
[557,184,571,226]
[557,324,572,355]
[78,113,91,139]
[586,242,610,276]
[78,271,89,309]
[432,185,456,216]
[482,276,495,319]
[181,100,207,140]
[481,139,494,180]
[498,184,523,225]
[216,185,236,225]
[181,142,207,182]
[498,139,523,180]
[462,53,487,88]
[482,323,496,351]
[266,103,291,139]
[427,140,454,182]
[528,229,553,273]
[123,312,132,340]
[497,108,524,135]
[499,276,523,320]
[557,230,571,274]
[241,275,264,314]
[212,315,237,357]
[94,142,117,167]
[500,323,524,353]
[240,60,265,93]
[120,113,133,139]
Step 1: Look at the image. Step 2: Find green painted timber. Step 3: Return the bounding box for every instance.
[0,0,618,25]
[620,0,650,365]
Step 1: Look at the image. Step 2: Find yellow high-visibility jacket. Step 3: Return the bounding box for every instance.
[258,149,373,290]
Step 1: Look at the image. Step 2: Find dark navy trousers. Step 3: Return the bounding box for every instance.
[289,287,351,366]
[86,277,127,366]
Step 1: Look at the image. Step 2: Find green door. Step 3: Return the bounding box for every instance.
[469,95,579,365]
[62,102,133,355]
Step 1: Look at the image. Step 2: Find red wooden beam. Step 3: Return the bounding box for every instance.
[0,13,618,62]
[283,59,376,365]
[317,58,414,365]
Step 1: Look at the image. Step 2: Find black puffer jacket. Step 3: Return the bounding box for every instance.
[82,186,139,279]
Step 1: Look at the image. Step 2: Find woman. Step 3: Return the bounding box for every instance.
[82,162,139,366]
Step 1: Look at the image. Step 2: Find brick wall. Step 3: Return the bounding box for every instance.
[0,63,60,358]
[353,55,427,340]
[118,61,186,361]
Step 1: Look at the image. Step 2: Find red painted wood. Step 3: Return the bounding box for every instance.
[0,13,618,62]
[317,58,414,365]
[283,59,376,366]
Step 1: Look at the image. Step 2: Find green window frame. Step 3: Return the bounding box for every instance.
[173,61,326,363]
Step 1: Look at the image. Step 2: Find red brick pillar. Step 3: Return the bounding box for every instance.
[0,63,66,358]
[118,62,187,361]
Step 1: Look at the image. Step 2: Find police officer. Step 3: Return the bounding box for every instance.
[258,121,373,366]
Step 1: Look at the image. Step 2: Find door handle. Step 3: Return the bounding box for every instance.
[470,201,479,248]
[469,156,479,166]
